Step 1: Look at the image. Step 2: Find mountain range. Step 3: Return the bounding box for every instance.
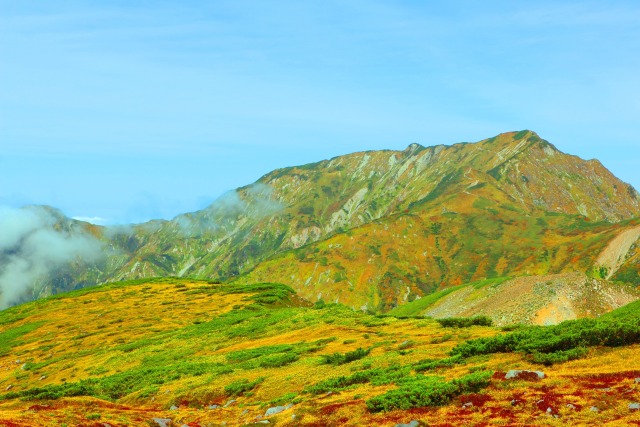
[6,130,640,322]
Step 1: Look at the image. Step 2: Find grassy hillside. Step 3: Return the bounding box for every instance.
[243,201,640,311]
[2,280,640,426]
[387,274,640,325]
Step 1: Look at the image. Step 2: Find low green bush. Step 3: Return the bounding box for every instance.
[321,347,370,365]
[451,313,640,365]
[366,371,492,412]
[413,355,463,372]
[437,316,493,328]
[306,365,412,394]
[224,377,265,397]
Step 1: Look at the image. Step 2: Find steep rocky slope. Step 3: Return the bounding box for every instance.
[8,131,640,311]
[103,130,639,281]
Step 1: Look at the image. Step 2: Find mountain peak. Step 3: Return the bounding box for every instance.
[403,142,425,154]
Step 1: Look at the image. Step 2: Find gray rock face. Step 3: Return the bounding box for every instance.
[151,419,172,427]
[394,421,420,427]
[504,370,545,380]
[265,404,293,417]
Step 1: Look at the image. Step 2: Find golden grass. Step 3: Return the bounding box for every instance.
[0,279,640,426]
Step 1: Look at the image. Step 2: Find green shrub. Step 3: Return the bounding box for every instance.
[366,371,492,412]
[450,314,640,365]
[413,355,463,372]
[437,316,493,328]
[224,377,265,397]
[227,345,295,363]
[321,347,370,365]
[529,348,588,366]
[259,352,299,368]
[306,365,412,394]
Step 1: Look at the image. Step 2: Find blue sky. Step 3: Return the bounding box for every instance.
[1,1,639,224]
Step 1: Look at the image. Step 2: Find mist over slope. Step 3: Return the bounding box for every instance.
[0,206,103,308]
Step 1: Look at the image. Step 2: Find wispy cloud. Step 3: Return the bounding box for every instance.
[72,216,108,225]
[0,206,104,309]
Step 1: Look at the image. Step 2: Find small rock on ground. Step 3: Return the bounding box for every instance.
[505,370,545,380]
[265,404,293,417]
[590,406,599,412]
[224,399,236,408]
[151,418,172,427]
[394,421,420,427]
[629,403,640,411]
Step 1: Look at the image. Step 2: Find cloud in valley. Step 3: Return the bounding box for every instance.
[0,206,104,309]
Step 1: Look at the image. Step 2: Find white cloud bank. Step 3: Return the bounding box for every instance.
[0,206,104,309]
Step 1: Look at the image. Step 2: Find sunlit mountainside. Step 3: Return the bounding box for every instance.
[10,130,639,323]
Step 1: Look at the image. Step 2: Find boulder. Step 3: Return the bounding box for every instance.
[505,370,545,380]
[629,403,640,411]
[265,404,293,417]
[394,421,420,427]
